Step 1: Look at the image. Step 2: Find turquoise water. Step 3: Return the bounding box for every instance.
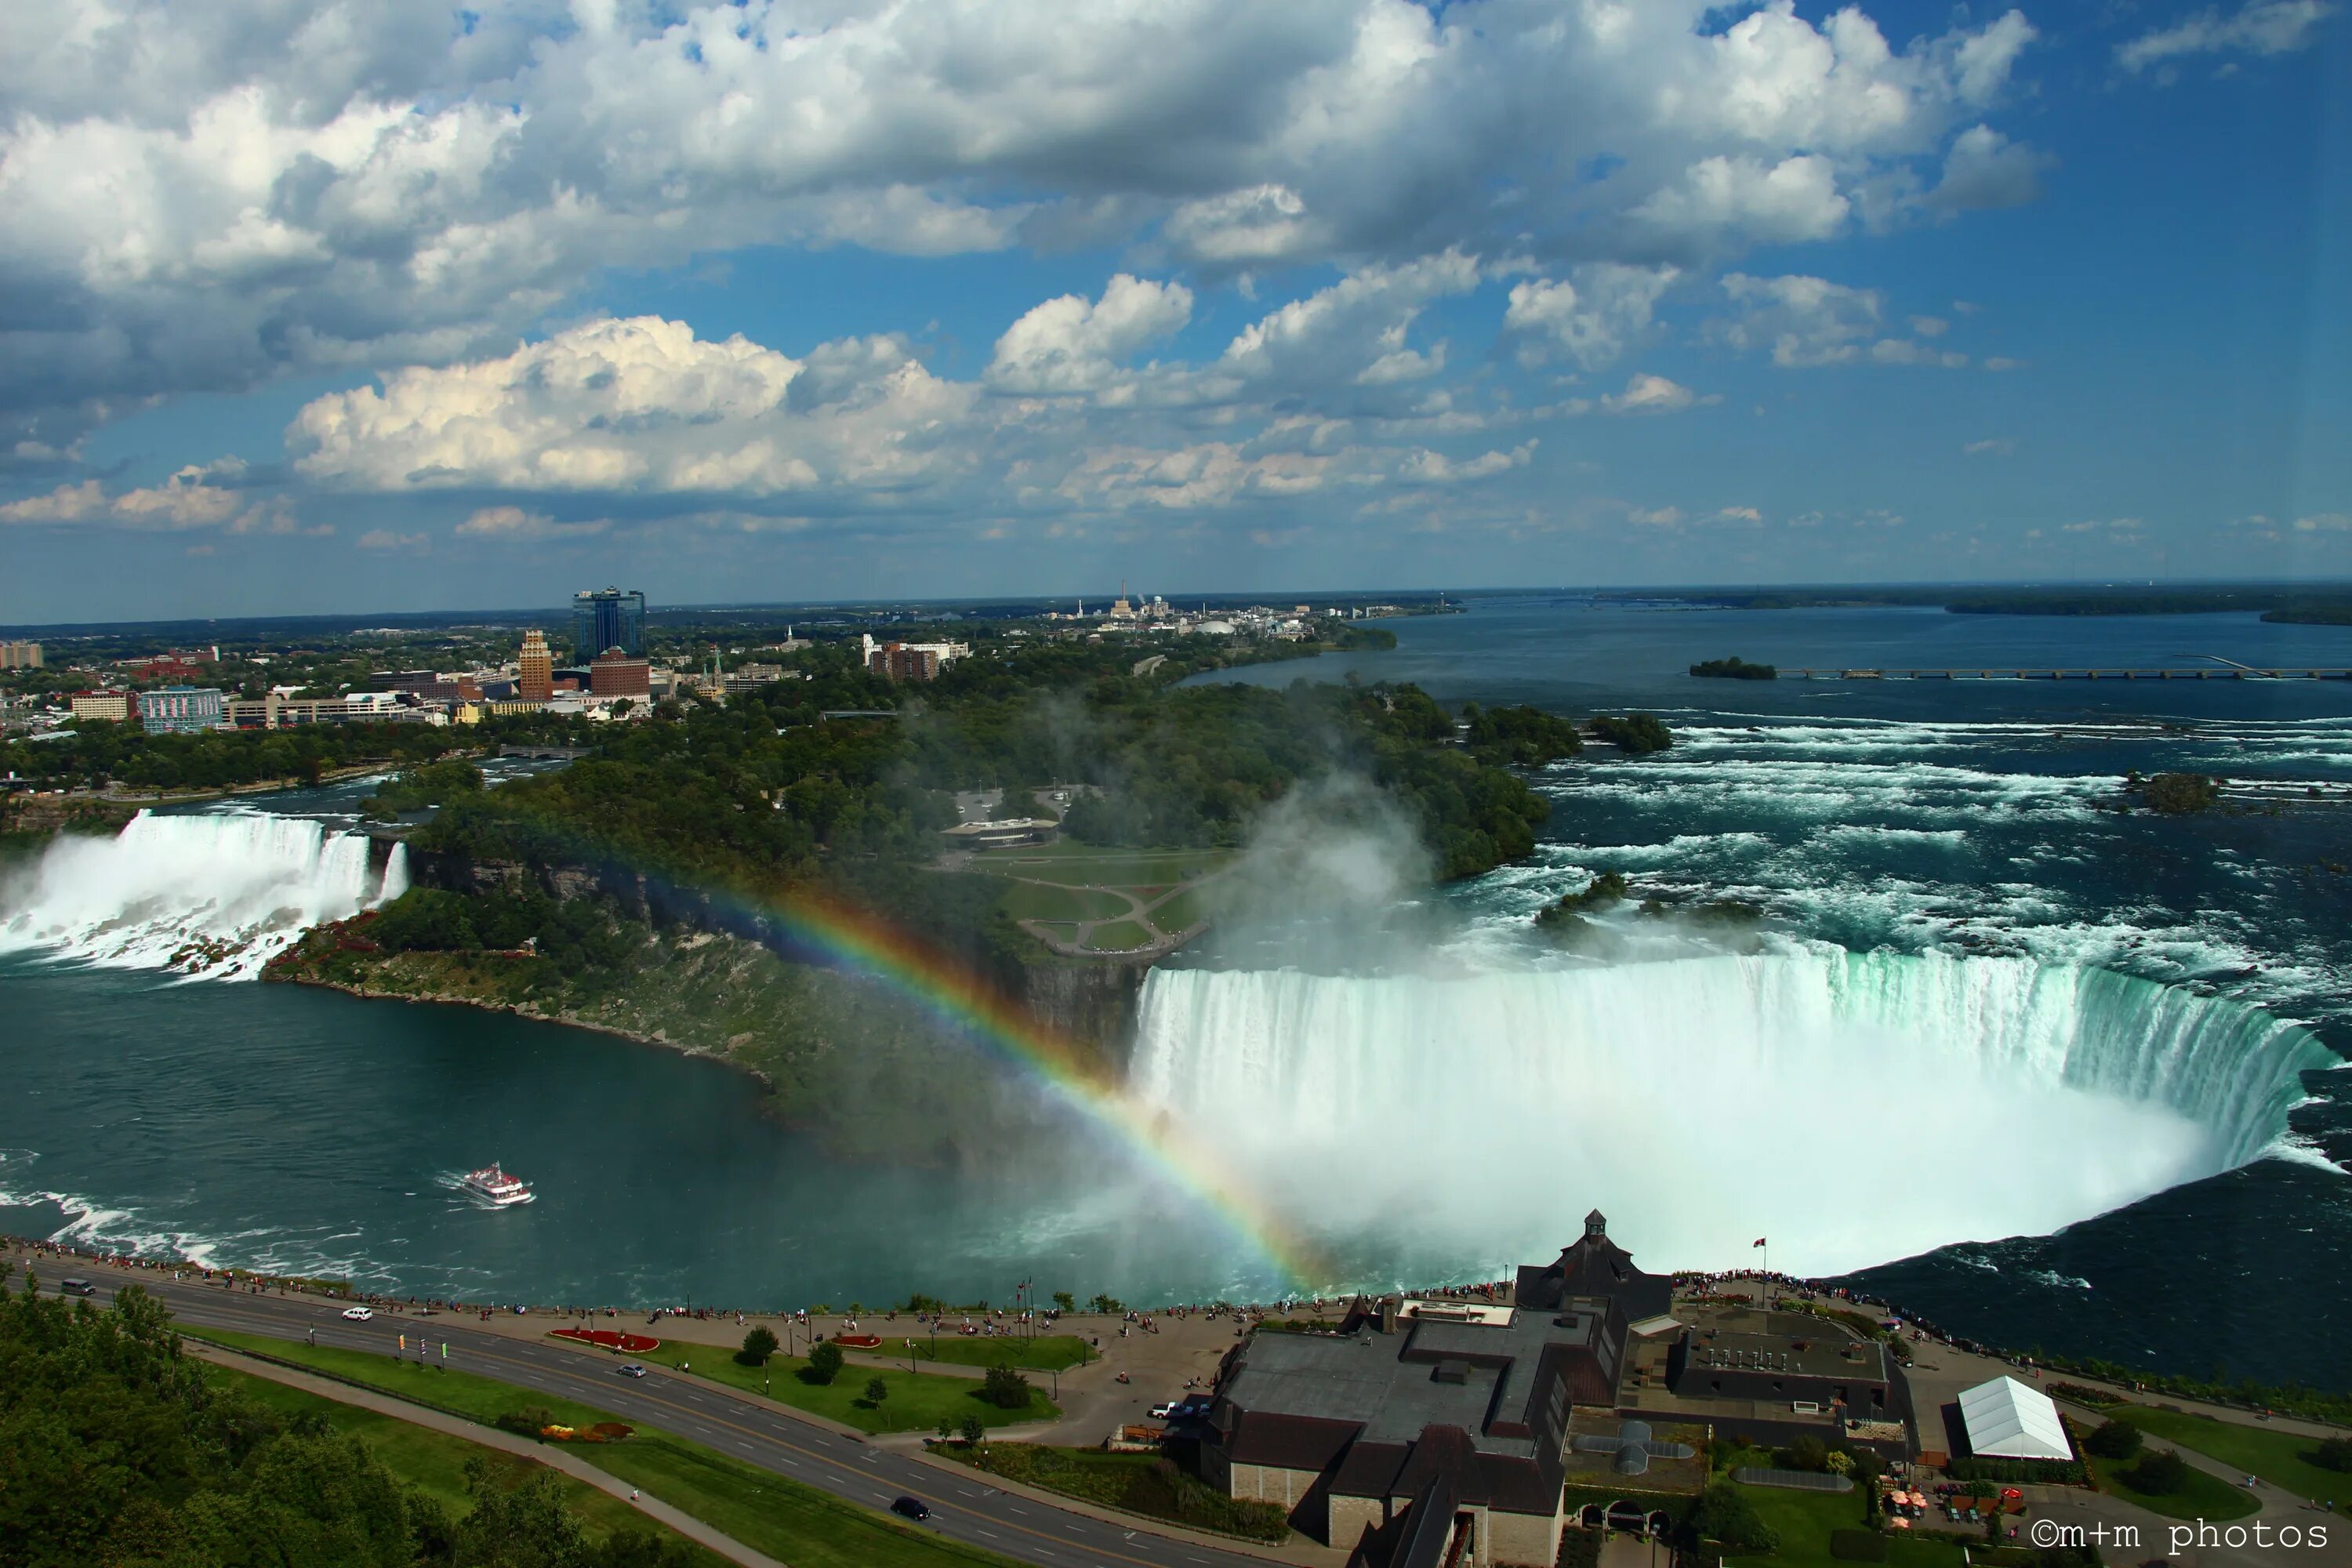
[4,594,2349,1382]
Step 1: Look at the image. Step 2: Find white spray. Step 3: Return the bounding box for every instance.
[0,811,408,980]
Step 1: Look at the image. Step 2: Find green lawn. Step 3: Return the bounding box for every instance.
[1152,887,1207,931]
[2082,1441,2262,1520]
[942,1443,1289,1543]
[996,881,1132,923]
[185,1330,1022,1567]
[1081,920,1155,950]
[599,1337,1062,1435]
[2099,1406,2350,1508]
[972,846,1232,887]
[907,1333,1093,1372]
[998,880,1085,922]
[1723,1480,1969,1568]
[193,1327,619,1430]
[206,1363,725,1563]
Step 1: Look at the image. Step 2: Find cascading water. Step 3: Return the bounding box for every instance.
[1128,945,2338,1281]
[0,811,407,980]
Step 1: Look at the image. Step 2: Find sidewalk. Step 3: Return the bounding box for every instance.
[187,1340,786,1568]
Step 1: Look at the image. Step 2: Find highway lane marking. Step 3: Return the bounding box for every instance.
[161,1294,1250,1568]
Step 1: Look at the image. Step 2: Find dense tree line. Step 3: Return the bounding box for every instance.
[1460,702,1584,766]
[0,1270,693,1568]
[415,642,1563,898]
[1588,713,1673,754]
[0,719,473,793]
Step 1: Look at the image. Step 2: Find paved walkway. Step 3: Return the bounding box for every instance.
[187,1340,786,1568]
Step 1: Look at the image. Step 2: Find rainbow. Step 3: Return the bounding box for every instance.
[677,878,1328,1291]
[754,886,1327,1290]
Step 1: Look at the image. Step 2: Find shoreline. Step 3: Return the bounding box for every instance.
[262,967,778,1091]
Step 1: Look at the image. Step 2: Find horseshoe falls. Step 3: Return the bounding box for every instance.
[0,811,407,979]
[1129,946,2336,1280]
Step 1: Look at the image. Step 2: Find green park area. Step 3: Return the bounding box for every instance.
[996,880,1137,924]
[2080,1444,2259,1521]
[970,842,1232,887]
[587,1334,1062,1434]
[2089,1404,2325,1510]
[1719,1481,1970,1568]
[903,1330,1093,1372]
[970,841,1236,953]
[206,1363,725,1564]
[185,1330,1021,1568]
[940,1442,1289,1543]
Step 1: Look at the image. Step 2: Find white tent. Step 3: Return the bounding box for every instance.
[1957,1376,2071,1461]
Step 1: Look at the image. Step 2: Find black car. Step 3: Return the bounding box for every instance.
[61,1279,99,1297]
[889,1496,932,1522]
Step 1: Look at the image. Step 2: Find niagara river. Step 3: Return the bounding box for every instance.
[2,597,2347,1387]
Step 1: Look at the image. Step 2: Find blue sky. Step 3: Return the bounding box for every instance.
[1,0,2346,623]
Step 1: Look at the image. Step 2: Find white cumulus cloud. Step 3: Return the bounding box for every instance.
[0,0,2049,449]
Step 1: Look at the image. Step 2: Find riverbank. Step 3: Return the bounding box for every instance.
[262,925,1146,1166]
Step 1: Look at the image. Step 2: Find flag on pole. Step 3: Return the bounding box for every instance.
[1752,1238,1767,1247]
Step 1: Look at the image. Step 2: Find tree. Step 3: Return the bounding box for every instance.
[452,1461,589,1566]
[1088,1294,1125,1315]
[2123,1448,2190,1496]
[1051,1291,1075,1314]
[1590,713,1673,754]
[736,1325,779,1366]
[2085,1419,2143,1461]
[1680,1484,1777,1555]
[805,1341,845,1385]
[864,1377,890,1409]
[2312,1436,2352,1472]
[958,1413,986,1446]
[982,1365,1033,1410]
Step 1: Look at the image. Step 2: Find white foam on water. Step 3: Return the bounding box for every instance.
[1131,946,2338,1281]
[0,812,407,980]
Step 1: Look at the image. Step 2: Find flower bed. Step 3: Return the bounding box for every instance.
[832,1334,884,1349]
[550,1327,661,1352]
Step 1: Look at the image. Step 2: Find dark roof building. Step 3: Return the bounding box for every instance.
[1204,1212,1676,1568]
[1515,1209,1675,1326]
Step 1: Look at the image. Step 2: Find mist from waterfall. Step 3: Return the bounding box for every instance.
[0,811,407,980]
[1128,945,2336,1281]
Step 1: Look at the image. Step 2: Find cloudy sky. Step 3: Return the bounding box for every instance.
[1,0,2345,622]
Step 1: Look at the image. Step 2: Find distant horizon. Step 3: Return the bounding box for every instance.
[2,2,2345,626]
[7,577,2352,639]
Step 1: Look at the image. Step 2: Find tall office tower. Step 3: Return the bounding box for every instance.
[572,587,647,659]
[518,630,554,701]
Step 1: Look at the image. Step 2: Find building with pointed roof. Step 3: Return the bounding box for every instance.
[1514,1210,1673,1326]
[1203,1211,1685,1567]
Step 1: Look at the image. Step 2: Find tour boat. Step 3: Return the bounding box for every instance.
[462,1163,535,1207]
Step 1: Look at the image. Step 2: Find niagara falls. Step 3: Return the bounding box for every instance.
[3,600,2349,1398]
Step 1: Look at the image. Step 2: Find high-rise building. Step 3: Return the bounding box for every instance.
[517,630,554,701]
[137,687,226,734]
[0,641,42,669]
[572,588,646,659]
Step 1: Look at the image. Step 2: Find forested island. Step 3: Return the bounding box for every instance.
[258,633,1619,1162]
[1690,656,1777,680]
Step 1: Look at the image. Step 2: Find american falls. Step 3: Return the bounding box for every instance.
[0,811,408,981]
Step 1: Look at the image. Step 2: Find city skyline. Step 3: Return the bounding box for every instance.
[2,0,2347,623]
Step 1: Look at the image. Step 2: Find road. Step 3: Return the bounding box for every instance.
[20,1262,1292,1568]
